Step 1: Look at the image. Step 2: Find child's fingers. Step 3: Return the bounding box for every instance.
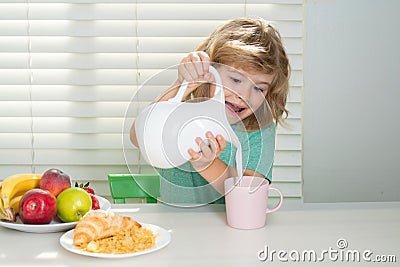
[179,52,211,83]
[192,132,224,162]
[205,131,224,155]
[196,51,211,78]
[190,52,207,78]
[178,62,196,82]
[188,148,201,160]
[216,134,226,151]
[207,139,219,159]
[184,52,202,80]
[194,137,211,158]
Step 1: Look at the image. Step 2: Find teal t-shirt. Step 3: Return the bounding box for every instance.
[158,123,276,205]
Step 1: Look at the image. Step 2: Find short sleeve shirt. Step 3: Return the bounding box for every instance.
[158,123,276,205]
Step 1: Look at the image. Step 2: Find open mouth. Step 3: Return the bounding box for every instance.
[225,101,247,115]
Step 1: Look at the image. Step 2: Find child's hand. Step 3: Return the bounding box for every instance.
[188,131,226,172]
[178,51,213,84]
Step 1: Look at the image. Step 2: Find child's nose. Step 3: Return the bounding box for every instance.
[235,85,252,103]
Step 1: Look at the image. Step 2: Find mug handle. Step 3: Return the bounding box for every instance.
[266,186,283,214]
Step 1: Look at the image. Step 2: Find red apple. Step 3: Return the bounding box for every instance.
[40,168,71,197]
[19,189,57,224]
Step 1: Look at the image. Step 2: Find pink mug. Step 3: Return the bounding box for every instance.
[224,176,283,230]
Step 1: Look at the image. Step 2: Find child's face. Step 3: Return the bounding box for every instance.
[217,65,274,124]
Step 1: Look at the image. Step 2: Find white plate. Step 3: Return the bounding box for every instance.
[0,196,111,233]
[59,223,171,258]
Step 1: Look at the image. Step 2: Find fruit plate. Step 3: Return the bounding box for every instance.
[0,196,111,233]
[59,223,171,258]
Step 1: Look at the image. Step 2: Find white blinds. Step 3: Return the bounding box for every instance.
[0,0,303,200]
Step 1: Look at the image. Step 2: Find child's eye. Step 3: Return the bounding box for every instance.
[254,86,265,92]
[230,77,241,84]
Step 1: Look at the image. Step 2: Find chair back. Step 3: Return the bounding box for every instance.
[107,174,160,203]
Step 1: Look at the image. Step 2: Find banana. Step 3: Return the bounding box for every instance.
[1,173,41,207]
[0,191,4,213]
[9,195,23,215]
[0,187,6,220]
[0,173,41,221]
[0,187,3,207]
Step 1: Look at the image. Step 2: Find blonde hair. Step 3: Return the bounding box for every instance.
[190,17,290,130]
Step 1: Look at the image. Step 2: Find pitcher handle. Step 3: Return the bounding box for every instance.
[168,65,224,103]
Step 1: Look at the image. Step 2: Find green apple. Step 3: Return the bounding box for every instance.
[56,187,92,222]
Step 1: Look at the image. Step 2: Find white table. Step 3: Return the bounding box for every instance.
[0,202,399,266]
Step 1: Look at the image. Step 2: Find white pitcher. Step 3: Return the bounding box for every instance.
[135,66,242,175]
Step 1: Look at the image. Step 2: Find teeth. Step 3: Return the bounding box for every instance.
[226,102,245,113]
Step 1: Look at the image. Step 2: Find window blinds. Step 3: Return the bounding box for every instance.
[0,0,303,200]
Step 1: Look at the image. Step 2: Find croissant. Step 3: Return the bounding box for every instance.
[73,210,141,247]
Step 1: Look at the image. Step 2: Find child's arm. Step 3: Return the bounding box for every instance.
[188,132,230,194]
[195,158,235,195]
[189,131,264,194]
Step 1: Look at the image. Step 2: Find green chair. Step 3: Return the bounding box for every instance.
[107,174,160,204]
